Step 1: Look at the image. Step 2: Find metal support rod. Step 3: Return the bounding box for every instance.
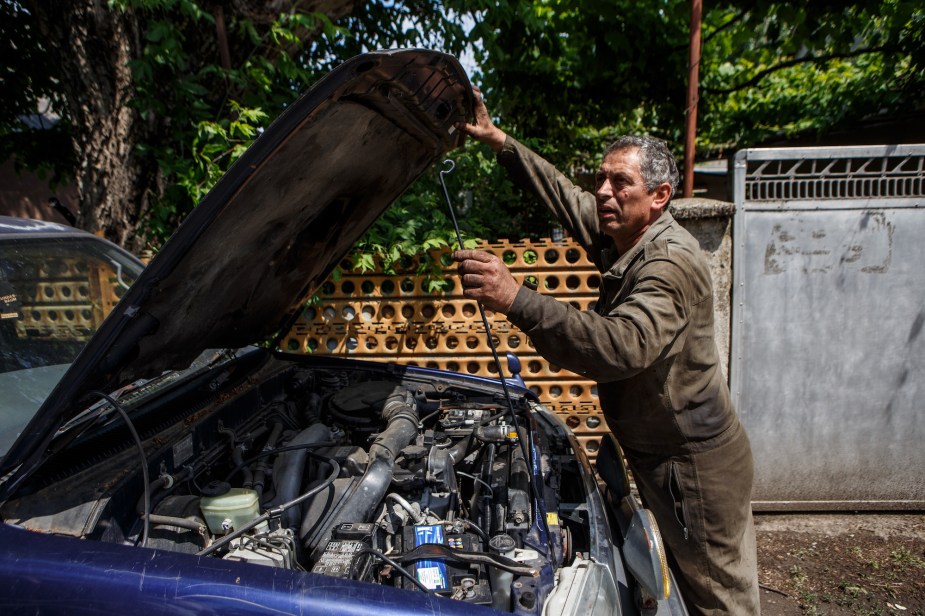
[439,160,519,415]
[683,0,703,198]
[438,160,552,555]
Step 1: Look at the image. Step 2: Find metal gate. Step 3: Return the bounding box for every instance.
[731,145,925,510]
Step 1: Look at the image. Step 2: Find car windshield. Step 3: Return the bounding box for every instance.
[0,235,144,457]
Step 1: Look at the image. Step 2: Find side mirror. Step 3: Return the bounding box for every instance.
[596,434,630,501]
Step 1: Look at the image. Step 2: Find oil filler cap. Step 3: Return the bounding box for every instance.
[200,480,231,497]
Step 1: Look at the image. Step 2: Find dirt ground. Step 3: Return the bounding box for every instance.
[755,514,925,616]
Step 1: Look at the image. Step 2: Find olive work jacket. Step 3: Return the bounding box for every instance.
[498,137,737,456]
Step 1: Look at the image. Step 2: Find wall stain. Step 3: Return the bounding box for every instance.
[859,212,893,273]
[764,242,784,274]
[762,210,893,275]
[840,245,863,264]
[908,310,924,344]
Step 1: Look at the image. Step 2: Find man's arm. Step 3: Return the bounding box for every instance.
[506,258,694,382]
[457,89,602,262]
[452,249,695,383]
[497,139,602,260]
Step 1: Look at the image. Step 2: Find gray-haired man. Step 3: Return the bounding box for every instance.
[452,89,759,615]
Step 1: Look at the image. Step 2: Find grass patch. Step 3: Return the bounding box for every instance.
[891,546,925,570]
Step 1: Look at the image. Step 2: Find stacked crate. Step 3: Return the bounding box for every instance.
[280,238,609,458]
[14,257,122,341]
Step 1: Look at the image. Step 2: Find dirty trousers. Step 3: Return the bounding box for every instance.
[623,420,760,615]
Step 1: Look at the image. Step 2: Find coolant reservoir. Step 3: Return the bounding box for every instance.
[200,488,260,534]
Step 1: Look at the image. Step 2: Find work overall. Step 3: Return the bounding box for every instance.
[498,137,760,615]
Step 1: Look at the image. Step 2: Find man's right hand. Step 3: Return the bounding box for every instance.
[457,87,507,153]
[452,249,521,314]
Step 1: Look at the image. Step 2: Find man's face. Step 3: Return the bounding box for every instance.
[594,147,668,251]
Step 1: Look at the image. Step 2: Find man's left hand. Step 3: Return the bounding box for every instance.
[452,250,521,314]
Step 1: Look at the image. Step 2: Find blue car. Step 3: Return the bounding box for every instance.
[0,50,686,615]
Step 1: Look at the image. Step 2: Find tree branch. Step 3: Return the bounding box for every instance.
[702,9,748,46]
[703,45,893,95]
[213,5,232,71]
[669,4,753,53]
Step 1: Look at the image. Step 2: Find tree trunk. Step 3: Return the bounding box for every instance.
[27,0,360,252]
[30,1,162,252]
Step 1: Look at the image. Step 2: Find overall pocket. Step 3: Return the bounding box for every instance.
[668,459,689,541]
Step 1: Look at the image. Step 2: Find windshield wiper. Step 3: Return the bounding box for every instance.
[48,375,179,457]
[52,348,241,449]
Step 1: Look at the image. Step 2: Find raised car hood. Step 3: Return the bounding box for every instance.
[1,49,472,481]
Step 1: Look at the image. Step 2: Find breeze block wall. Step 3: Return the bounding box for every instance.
[281,199,734,460]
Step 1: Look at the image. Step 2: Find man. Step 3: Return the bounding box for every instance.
[453,89,760,615]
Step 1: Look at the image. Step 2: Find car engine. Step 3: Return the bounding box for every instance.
[148,367,565,611]
[1,359,596,613]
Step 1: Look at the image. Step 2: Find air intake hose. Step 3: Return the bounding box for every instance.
[305,387,418,558]
[273,423,337,529]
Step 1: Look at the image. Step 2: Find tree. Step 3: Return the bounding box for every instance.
[451,0,924,177]
[453,0,691,166]
[699,1,924,150]
[2,0,358,249]
[3,0,922,256]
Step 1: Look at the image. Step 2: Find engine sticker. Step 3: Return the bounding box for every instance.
[413,525,449,591]
[313,540,367,579]
[416,566,447,590]
[172,434,194,466]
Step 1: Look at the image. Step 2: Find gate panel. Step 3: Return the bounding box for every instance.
[731,145,925,510]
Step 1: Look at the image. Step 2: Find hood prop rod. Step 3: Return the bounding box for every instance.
[439,159,551,555]
[439,159,520,426]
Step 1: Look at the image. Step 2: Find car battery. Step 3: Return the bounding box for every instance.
[311,522,375,580]
[399,524,490,605]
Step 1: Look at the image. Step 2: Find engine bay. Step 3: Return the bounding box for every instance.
[4,358,598,613]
